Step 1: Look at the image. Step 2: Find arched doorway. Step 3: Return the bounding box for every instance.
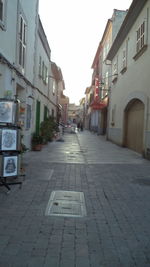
[124,99,144,154]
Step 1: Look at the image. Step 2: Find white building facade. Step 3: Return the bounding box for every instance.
[33,16,51,134]
[107,0,150,157]
[0,0,39,148]
[91,9,127,135]
[0,1,64,149]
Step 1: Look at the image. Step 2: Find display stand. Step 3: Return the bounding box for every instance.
[0,98,25,192]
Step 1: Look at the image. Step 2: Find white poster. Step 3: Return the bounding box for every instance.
[0,102,14,123]
[3,156,18,177]
[1,129,17,150]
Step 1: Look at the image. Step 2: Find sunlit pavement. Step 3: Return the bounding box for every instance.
[0,130,150,266]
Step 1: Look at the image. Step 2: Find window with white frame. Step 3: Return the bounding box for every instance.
[112,57,118,82]
[44,65,48,84]
[52,80,56,95]
[42,61,44,80]
[41,61,48,84]
[101,72,108,99]
[39,56,42,77]
[122,49,127,69]
[136,21,146,53]
[26,104,31,129]
[113,61,117,75]
[0,0,7,30]
[18,14,27,73]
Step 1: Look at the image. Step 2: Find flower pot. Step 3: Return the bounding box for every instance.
[32,144,42,151]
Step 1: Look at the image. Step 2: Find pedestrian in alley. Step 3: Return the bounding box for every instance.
[77,122,81,131]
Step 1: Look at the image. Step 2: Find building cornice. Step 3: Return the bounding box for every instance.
[107,0,148,60]
[91,19,112,69]
[38,16,51,60]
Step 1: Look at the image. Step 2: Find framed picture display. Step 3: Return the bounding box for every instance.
[0,101,15,124]
[2,155,19,177]
[0,129,17,151]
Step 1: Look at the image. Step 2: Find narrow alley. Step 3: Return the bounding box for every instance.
[0,130,150,267]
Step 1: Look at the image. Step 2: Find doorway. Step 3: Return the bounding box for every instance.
[124,99,144,154]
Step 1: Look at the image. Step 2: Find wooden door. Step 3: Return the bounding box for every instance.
[125,100,144,154]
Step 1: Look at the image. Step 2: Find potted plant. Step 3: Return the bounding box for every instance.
[40,116,58,143]
[31,132,43,151]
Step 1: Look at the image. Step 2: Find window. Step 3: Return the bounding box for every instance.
[101,72,108,99]
[122,49,126,69]
[136,21,145,53]
[39,56,42,77]
[0,0,7,30]
[18,14,27,73]
[112,57,118,83]
[120,46,127,74]
[133,18,148,60]
[42,61,44,80]
[113,61,117,74]
[39,59,48,84]
[44,65,48,84]
[100,82,104,99]
[26,104,31,129]
[52,80,56,95]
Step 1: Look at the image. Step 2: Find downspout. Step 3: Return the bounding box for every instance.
[32,0,39,131]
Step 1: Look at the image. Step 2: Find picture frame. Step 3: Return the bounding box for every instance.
[0,155,19,177]
[1,129,17,151]
[0,101,15,124]
[0,128,21,151]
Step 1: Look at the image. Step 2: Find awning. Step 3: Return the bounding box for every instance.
[90,100,107,110]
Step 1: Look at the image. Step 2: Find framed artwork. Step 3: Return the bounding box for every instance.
[1,129,17,151]
[3,155,18,177]
[0,101,15,124]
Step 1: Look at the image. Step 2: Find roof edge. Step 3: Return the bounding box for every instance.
[107,0,148,61]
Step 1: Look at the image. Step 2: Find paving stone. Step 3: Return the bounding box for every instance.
[0,131,150,266]
[44,255,60,267]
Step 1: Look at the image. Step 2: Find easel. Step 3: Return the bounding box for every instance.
[0,151,25,192]
[0,98,25,192]
[0,176,22,191]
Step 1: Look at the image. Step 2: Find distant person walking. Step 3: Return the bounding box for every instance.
[77,122,81,131]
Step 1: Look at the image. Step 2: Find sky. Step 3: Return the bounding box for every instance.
[39,0,133,104]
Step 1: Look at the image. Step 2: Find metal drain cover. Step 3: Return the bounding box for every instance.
[45,190,86,217]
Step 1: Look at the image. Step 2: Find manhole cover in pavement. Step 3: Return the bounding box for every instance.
[45,190,86,217]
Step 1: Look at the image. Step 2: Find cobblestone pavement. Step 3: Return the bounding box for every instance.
[0,131,150,267]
